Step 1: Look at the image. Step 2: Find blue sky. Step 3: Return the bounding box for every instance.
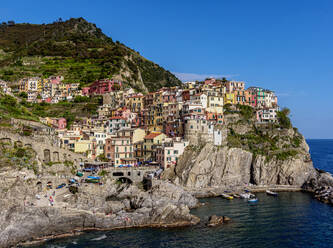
[1,0,333,138]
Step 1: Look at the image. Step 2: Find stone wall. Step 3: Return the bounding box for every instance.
[0,131,91,165]
[108,166,159,183]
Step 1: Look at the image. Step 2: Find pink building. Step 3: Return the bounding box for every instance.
[162,91,177,103]
[49,76,63,84]
[82,87,90,96]
[88,79,122,95]
[52,118,67,129]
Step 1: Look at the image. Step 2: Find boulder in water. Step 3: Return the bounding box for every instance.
[207,215,224,227]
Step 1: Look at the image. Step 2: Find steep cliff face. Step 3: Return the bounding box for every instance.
[165,144,253,188]
[163,134,316,189]
[252,153,314,186]
[163,106,317,189]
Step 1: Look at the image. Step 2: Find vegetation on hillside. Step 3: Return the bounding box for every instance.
[0,18,181,91]
[0,93,38,121]
[225,106,301,161]
[0,141,38,173]
[0,93,101,128]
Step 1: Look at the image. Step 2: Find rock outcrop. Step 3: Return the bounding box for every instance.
[303,170,333,205]
[0,173,199,247]
[165,144,253,188]
[163,141,316,189]
[252,153,314,186]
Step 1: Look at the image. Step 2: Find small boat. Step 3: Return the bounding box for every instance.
[233,193,241,198]
[221,193,234,200]
[266,190,278,196]
[240,193,255,199]
[76,171,83,177]
[56,183,66,189]
[248,198,258,203]
[86,178,100,183]
[87,176,101,180]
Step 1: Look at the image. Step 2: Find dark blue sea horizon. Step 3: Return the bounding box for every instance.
[28,140,333,248]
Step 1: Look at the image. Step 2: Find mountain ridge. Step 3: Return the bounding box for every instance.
[0,17,181,92]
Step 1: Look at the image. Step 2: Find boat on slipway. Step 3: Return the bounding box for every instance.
[221,194,234,200]
[266,190,278,196]
[240,193,255,199]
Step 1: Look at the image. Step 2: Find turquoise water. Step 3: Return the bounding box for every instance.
[28,140,333,248]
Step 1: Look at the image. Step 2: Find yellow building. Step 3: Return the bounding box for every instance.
[74,137,96,159]
[126,95,144,112]
[207,94,224,113]
[132,128,146,144]
[143,132,167,160]
[224,93,236,105]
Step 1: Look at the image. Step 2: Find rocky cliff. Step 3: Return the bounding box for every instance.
[163,142,315,189]
[163,106,317,190]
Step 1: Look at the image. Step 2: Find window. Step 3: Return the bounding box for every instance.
[174,150,178,154]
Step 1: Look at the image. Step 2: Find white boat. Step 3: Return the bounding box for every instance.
[240,193,255,199]
[266,190,278,196]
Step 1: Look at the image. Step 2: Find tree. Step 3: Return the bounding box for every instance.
[277,108,292,129]
[97,153,109,162]
[19,92,28,99]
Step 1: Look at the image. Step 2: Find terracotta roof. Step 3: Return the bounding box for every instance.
[144,132,162,140]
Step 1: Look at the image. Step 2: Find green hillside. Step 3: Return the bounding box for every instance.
[0,18,181,92]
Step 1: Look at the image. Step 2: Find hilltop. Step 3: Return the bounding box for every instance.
[0,18,181,92]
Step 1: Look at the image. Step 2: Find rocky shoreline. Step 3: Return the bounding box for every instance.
[2,172,333,247]
[2,134,333,247]
[0,173,199,248]
[303,169,333,206]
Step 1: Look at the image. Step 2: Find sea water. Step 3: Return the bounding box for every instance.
[29,139,333,248]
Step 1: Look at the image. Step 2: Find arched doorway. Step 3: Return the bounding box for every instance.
[44,149,51,163]
[117,177,133,184]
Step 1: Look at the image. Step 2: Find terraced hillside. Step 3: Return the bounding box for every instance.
[0,18,181,92]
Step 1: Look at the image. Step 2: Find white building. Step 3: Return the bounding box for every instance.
[190,93,208,108]
[256,107,279,123]
[0,81,11,94]
[27,77,39,91]
[93,131,109,156]
[163,138,189,168]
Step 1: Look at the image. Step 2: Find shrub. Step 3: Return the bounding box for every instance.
[277,108,292,129]
[275,150,298,161]
[19,92,28,98]
[74,95,90,103]
[238,104,254,120]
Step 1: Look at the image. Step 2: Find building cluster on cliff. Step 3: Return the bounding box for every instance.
[0,76,279,168]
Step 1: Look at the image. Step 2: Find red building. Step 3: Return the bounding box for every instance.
[163,118,183,137]
[182,90,190,101]
[88,79,122,96]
